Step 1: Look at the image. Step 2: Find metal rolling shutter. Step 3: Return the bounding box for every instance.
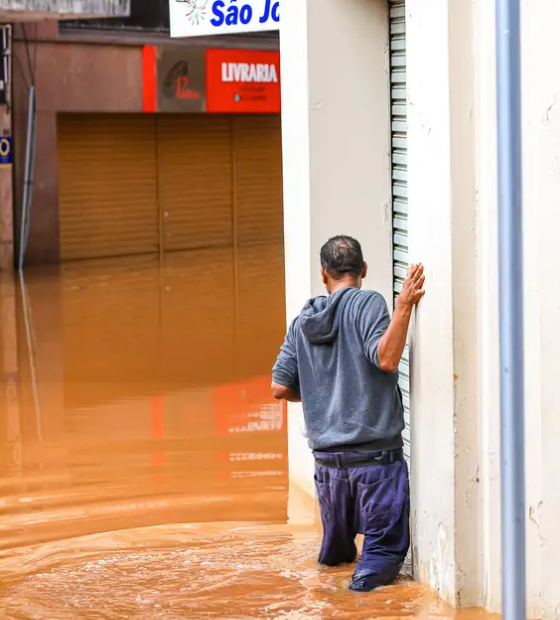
[390,0,411,463]
[232,115,283,246]
[58,114,159,261]
[157,114,233,252]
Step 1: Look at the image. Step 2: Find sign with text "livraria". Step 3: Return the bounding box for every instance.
[170,0,280,38]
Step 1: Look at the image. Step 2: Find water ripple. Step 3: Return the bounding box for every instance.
[0,523,434,620]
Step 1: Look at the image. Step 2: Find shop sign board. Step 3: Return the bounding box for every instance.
[150,46,280,113]
[206,48,280,113]
[169,0,280,38]
[0,137,13,167]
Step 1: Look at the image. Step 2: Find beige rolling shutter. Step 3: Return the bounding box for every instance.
[232,115,283,246]
[157,114,234,252]
[58,114,159,261]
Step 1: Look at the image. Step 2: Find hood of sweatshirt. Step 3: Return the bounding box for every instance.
[299,287,355,345]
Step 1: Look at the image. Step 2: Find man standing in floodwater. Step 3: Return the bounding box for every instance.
[271,235,425,592]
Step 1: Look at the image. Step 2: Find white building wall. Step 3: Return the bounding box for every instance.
[408,0,560,612]
[281,0,560,615]
[474,0,560,616]
[522,1,560,617]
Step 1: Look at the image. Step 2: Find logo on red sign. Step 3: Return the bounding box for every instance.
[163,61,203,101]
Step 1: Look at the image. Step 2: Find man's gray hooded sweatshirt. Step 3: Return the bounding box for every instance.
[272,287,404,453]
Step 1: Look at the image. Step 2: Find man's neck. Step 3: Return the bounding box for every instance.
[328,278,360,295]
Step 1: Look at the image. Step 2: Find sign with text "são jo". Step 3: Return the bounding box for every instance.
[170,0,280,38]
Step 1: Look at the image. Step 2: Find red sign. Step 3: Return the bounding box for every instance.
[206,48,281,114]
[142,46,157,113]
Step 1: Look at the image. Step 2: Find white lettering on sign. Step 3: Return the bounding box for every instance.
[221,62,278,83]
[170,0,280,38]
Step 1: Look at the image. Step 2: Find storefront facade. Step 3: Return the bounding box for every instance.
[12,22,281,265]
[0,1,131,270]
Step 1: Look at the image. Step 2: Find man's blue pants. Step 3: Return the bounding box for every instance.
[313,452,410,586]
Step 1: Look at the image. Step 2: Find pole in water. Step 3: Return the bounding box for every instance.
[495,0,526,619]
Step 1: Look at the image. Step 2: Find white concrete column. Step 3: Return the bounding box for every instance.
[474,1,543,615]
[407,0,481,605]
[523,1,560,617]
[473,0,502,612]
[406,0,456,601]
[474,0,560,616]
[280,0,393,501]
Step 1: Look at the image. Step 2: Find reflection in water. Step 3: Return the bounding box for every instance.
[0,248,495,619]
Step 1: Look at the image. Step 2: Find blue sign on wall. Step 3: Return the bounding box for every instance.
[0,136,12,166]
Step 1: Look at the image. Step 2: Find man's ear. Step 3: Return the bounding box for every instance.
[321,267,328,285]
[361,262,368,279]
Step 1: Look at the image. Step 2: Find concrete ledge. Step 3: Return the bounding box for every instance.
[0,0,130,19]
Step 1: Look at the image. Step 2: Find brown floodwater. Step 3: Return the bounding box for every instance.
[0,245,495,619]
